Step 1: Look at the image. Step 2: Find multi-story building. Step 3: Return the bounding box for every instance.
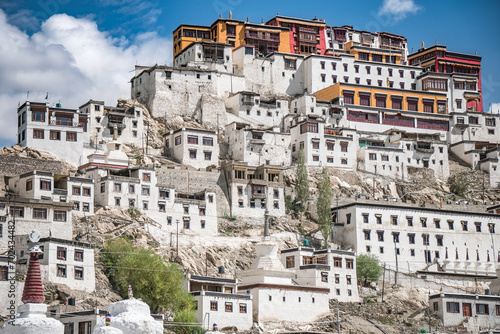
[79,99,145,149]
[173,13,290,58]
[429,293,500,328]
[15,236,96,292]
[357,131,449,180]
[289,116,356,169]
[266,15,327,55]
[239,237,330,323]
[165,128,219,170]
[16,101,89,166]
[185,274,253,330]
[225,122,291,167]
[409,44,482,112]
[280,245,360,302]
[315,82,451,136]
[222,161,285,219]
[332,200,500,276]
[225,92,289,128]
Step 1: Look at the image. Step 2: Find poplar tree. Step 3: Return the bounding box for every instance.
[295,147,310,207]
[316,167,333,247]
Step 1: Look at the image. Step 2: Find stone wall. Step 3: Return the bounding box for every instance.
[0,156,69,177]
[156,167,230,217]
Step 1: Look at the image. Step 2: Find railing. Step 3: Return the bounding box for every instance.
[298,27,317,33]
[415,146,434,154]
[50,120,85,127]
[251,193,266,199]
[245,32,280,42]
[174,198,205,206]
[53,189,68,195]
[107,122,126,129]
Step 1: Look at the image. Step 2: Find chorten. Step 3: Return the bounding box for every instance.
[0,231,64,334]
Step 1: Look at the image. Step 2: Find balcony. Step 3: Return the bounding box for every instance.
[175,198,205,206]
[50,120,85,128]
[245,32,280,42]
[53,189,68,196]
[298,27,317,34]
[251,192,266,199]
[107,122,126,130]
[249,139,266,145]
[415,145,434,154]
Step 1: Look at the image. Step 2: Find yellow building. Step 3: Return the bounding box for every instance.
[316,83,448,115]
[173,15,290,59]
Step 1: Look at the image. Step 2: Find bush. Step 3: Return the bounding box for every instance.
[172,309,203,334]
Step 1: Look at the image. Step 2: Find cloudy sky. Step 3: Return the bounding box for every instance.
[0,0,499,147]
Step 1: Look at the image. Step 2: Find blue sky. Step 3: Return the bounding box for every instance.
[0,0,499,148]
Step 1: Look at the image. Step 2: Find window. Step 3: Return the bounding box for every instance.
[360,94,370,106]
[114,183,122,192]
[408,233,415,244]
[489,223,495,233]
[392,98,402,110]
[33,129,44,139]
[0,266,7,281]
[240,304,247,313]
[189,149,197,159]
[53,210,66,222]
[434,219,441,229]
[448,220,454,230]
[75,267,84,280]
[392,232,400,243]
[321,272,328,282]
[421,218,427,228]
[436,235,443,246]
[376,96,386,108]
[475,222,481,232]
[376,215,382,224]
[462,221,468,231]
[175,135,181,145]
[343,63,348,71]
[82,187,91,196]
[40,180,51,190]
[225,302,233,312]
[424,250,432,263]
[363,230,371,240]
[129,184,135,194]
[391,216,398,225]
[422,234,430,246]
[346,213,351,224]
[377,231,384,241]
[362,214,369,224]
[74,249,84,261]
[410,249,415,256]
[210,301,218,311]
[346,259,353,269]
[57,265,67,278]
[33,208,47,219]
[159,189,169,199]
[32,110,45,122]
[476,304,489,315]
[142,186,150,196]
[335,274,340,284]
[446,302,459,313]
[57,247,67,260]
[332,75,337,83]
[66,132,77,141]
[83,203,90,212]
[340,142,348,152]
[72,186,81,195]
[312,140,320,149]
[199,207,206,216]
[50,130,61,140]
[334,257,342,268]
[456,99,462,109]
[496,305,500,316]
[187,136,198,144]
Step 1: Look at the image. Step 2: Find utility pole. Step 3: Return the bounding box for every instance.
[176,219,180,258]
[381,263,386,302]
[394,238,399,286]
[373,166,377,199]
[332,308,345,334]
[146,121,150,155]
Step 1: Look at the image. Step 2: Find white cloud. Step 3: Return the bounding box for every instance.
[378,0,422,21]
[0,9,171,146]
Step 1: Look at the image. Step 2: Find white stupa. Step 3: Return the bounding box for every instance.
[92,289,162,334]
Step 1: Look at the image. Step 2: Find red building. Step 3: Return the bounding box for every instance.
[266,15,327,55]
[409,45,483,112]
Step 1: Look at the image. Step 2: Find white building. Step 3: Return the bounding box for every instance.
[358,130,449,180]
[429,293,500,329]
[238,237,330,324]
[79,99,145,150]
[0,255,24,318]
[225,122,291,167]
[222,162,285,219]
[185,274,253,330]
[165,128,219,170]
[332,200,500,276]
[16,101,89,166]
[225,92,289,128]
[280,246,360,302]
[15,236,95,293]
[289,116,356,169]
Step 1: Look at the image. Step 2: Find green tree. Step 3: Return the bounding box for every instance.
[172,309,203,334]
[316,167,333,247]
[101,238,195,314]
[356,254,383,287]
[295,146,310,207]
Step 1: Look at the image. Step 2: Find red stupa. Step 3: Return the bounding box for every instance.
[21,232,45,304]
